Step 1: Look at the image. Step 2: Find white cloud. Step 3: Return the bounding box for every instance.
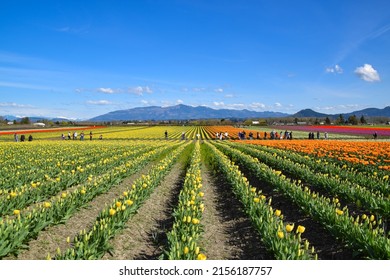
[0,102,34,108]
[250,102,266,109]
[128,86,153,95]
[193,87,206,92]
[176,99,183,104]
[274,102,282,107]
[354,64,380,82]
[315,104,361,112]
[326,64,343,74]
[97,88,115,94]
[224,94,234,98]
[214,88,224,93]
[87,100,112,105]
[213,101,225,106]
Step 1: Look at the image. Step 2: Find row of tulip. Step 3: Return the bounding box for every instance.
[0,143,164,217]
[240,142,389,197]
[163,142,207,260]
[0,143,177,259]
[252,140,390,172]
[225,141,390,216]
[212,141,390,259]
[53,142,188,259]
[0,141,150,190]
[204,141,316,259]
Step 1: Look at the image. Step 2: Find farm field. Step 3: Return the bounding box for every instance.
[0,125,389,260]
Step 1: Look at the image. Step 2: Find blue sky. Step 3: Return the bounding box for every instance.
[1,0,389,120]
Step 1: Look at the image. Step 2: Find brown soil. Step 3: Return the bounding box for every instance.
[6,162,155,260]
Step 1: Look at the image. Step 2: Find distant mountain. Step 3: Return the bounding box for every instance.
[293,106,390,118]
[292,109,330,118]
[0,115,73,122]
[343,106,390,118]
[89,104,289,121]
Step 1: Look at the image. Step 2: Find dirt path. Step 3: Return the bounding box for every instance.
[200,162,273,260]
[8,163,155,260]
[101,161,185,260]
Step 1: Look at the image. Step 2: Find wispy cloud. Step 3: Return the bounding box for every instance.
[54,24,90,35]
[128,86,153,95]
[354,64,380,82]
[249,102,266,109]
[367,23,390,40]
[325,64,343,74]
[86,100,113,105]
[0,102,34,108]
[315,104,361,112]
[97,87,117,94]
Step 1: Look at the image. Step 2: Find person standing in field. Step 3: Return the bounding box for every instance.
[68,131,71,140]
[14,133,18,142]
[165,130,168,139]
[90,131,93,140]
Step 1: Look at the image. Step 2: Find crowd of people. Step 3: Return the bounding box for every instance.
[14,133,33,142]
[61,131,103,141]
[237,130,294,140]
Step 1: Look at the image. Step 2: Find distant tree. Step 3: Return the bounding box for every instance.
[336,114,345,125]
[348,115,358,125]
[243,119,253,126]
[360,115,367,124]
[20,117,30,124]
[325,116,331,125]
[314,118,320,125]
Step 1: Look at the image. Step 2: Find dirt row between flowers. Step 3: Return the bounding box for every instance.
[233,158,357,260]
[5,149,270,260]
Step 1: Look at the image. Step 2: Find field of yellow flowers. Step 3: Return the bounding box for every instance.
[1,125,389,260]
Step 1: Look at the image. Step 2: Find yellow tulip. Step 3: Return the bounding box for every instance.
[61,192,67,198]
[277,231,284,239]
[43,202,51,208]
[286,224,294,232]
[370,215,375,222]
[125,199,133,206]
[109,208,116,216]
[13,209,20,215]
[336,209,343,215]
[297,225,305,234]
[192,218,200,225]
[274,209,281,217]
[115,201,122,208]
[196,253,207,260]
[183,247,189,255]
[253,197,260,203]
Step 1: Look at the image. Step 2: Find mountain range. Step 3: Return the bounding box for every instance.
[88,104,290,121]
[2,105,390,122]
[88,104,390,122]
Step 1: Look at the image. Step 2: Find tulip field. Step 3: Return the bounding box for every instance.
[0,125,389,260]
